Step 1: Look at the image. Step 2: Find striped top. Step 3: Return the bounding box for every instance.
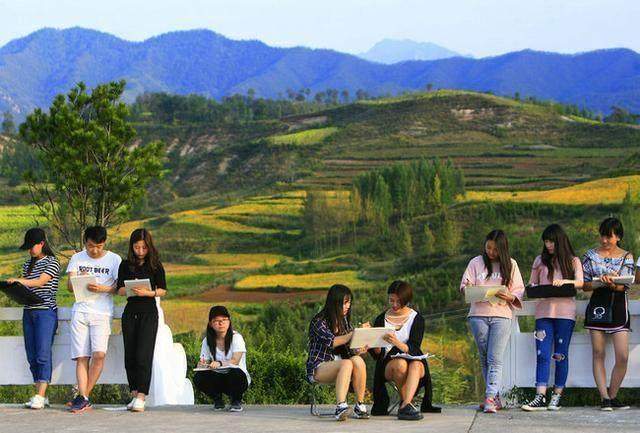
[21,255,60,310]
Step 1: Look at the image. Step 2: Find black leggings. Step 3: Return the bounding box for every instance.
[193,368,249,402]
[122,309,158,395]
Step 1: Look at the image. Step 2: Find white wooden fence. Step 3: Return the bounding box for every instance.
[0,307,127,385]
[501,300,640,392]
[2,301,640,392]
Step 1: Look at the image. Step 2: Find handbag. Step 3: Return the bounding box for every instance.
[584,253,629,327]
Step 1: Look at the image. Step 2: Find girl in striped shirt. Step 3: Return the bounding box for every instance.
[7,228,60,410]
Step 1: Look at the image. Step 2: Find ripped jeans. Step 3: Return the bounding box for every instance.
[468,316,512,398]
[534,318,575,389]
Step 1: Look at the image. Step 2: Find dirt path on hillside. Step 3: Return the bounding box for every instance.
[194,285,325,303]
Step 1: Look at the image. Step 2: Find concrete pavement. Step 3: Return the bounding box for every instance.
[0,404,638,433]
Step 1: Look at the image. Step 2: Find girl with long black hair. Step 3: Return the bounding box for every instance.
[116,228,167,412]
[460,229,524,413]
[521,224,583,411]
[306,284,369,421]
[7,228,60,409]
[193,305,250,412]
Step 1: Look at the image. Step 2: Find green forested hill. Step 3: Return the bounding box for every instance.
[131,90,640,203]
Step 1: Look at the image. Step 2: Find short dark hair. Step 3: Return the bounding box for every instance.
[599,217,624,243]
[387,280,413,307]
[84,226,107,244]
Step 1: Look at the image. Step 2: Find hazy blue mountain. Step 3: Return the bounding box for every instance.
[358,39,464,63]
[1,28,639,118]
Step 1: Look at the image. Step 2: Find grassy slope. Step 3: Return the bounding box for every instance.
[134,90,640,198]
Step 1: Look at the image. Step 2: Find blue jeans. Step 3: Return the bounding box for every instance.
[534,318,575,388]
[468,316,512,398]
[22,308,58,383]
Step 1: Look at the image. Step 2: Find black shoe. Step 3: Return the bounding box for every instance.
[601,399,613,411]
[398,403,424,421]
[522,394,547,412]
[213,398,225,410]
[229,400,243,412]
[334,403,350,421]
[610,398,630,410]
[353,402,370,419]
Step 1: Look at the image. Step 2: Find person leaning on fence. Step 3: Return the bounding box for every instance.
[368,280,441,420]
[7,228,60,410]
[582,217,634,411]
[116,228,167,413]
[460,229,524,414]
[521,224,583,412]
[193,305,251,412]
[305,284,369,421]
[66,226,122,413]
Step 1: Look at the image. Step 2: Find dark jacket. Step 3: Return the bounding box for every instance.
[368,310,440,415]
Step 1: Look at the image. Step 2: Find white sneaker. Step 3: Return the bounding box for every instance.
[131,398,145,412]
[28,395,48,410]
[126,397,136,411]
[547,393,562,411]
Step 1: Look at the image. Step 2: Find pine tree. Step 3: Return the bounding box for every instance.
[422,224,436,256]
[396,219,413,257]
[621,187,639,255]
[439,211,461,256]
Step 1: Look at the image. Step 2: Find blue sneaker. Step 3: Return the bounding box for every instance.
[70,395,92,413]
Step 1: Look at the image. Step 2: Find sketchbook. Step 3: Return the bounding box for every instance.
[349,326,394,349]
[464,285,507,306]
[591,275,634,289]
[70,275,99,303]
[124,279,152,297]
[390,353,435,361]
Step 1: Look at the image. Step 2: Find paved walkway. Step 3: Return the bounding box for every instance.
[0,405,639,433]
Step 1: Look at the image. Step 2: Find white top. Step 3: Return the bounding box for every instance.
[199,331,250,385]
[67,250,121,316]
[384,309,417,356]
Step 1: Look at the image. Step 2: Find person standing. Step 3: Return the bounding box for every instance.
[583,217,634,411]
[66,226,121,413]
[7,228,60,409]
[460,229,524,413]
[116,228,167,412]
[521,224,583,411]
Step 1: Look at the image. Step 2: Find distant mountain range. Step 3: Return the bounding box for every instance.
[358,39,465,63]
[0,27,639,118]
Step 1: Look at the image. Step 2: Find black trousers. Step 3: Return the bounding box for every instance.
[193,368,249,402]
[122,308,158,394]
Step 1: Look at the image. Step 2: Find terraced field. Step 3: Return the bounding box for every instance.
[465,175,640,204]
[0,190,367,307]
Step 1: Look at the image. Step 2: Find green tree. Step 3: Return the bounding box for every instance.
[621,187,640,255]
[396,219,413,257]
[422,224,436,256]
[439,211,461,256]
[1,111,16,136]
[20,81,165,250]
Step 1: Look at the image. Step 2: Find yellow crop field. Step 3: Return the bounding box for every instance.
[164,253,289,276]
[269,127,338,146]
[234,270,367,291]
[465,175,640,205]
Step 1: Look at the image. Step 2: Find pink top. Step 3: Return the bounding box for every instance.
[460,255,524,319]
[529,255,583,320]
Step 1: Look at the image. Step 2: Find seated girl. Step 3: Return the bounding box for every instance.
[369,280,441,420]
[193,306,250,412]
[305,284,369,421]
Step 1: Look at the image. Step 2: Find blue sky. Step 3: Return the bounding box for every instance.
[0,0,637,57]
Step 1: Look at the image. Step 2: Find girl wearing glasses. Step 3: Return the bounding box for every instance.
[193,305,251,412]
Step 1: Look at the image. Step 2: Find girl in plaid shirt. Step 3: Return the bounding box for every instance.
[306,284,369,421]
